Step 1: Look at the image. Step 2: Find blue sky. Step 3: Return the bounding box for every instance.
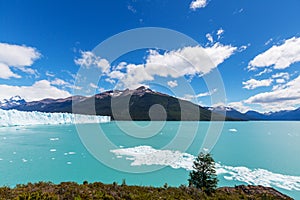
[0,0,300,112]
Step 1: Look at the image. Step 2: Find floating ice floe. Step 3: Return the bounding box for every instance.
[0,109,110,127]
[229,128,237,132]
[111,145,300,191]
[49,138,59,141]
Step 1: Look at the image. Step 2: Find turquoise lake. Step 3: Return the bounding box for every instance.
[0,121,299,199]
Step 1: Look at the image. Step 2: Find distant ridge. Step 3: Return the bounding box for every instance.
[1,87,232,121]
[2,87,299,121]
[0,95,26,110]
[207,106,300,121]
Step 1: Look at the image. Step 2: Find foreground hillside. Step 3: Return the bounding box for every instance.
[0,182,293,200]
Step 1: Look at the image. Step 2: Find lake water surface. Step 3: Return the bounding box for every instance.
[0,121,299,199]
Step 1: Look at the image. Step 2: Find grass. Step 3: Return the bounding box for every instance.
[0,181,293,200]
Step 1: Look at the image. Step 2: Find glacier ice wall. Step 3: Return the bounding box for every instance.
[0,109,110,127]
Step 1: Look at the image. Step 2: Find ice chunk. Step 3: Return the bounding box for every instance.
[111,145,300,191]
[229,128,237,132]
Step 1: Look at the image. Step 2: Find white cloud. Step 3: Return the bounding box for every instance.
[183,88,217,101]
[271,72,290,80]
[244,75,300,111]
[127,5,136,13]
[275,78,286,84]
[206,33,213,43]
[248,37,300,70]
[0,63,21,79]
[18,67,39,76]
[50,78,80,90]
[75,44,236,89]
[264,38,273,46]
[190,0,208,10]
[108,70,125,79]
[167,80,178,88]
[242,78,273,90]
[227,101,251,113]
[51,78,68,86]
[105,78,116,84]
[238,45,249,52]
[255,68,272,77]
[0,43,41,67]
[89,83,98,89]
[233,8,244,15]
[217,28,224,39]
[99,87,105,93]
[75,51,110,73]
[0,80,71,101]
[46,71,55,77]
[0,42,40,79]
[115,44,236,89]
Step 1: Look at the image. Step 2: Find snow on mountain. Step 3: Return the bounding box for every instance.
[0,96,26,110]
[0,109,110,127]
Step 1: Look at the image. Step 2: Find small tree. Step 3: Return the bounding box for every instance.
[188,152,218,194]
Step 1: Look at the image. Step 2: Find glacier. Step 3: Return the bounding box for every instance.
[0,109,110,127]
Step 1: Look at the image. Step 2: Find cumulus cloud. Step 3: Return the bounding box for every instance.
[190,0,208,10]
[75,51,110,73]
[51,78,68,86]
[74,44,236,89]
[0,63,21,79]
[121,44,236,88]
[248,37,300,70]
[244,75,300,111]
[242,78,273,90]
[275,79,286,84]
[0,42,41,79]
[167,80,178,88]
[271,72,290,80]
[0,80,71,101]
[50,78,80,90]
[227,101,251,113]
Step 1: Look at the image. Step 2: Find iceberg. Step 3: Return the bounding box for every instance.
[111,145,300,191]
[0,109,110,127]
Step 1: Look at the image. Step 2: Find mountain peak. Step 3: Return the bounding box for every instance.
[0,96,26,110]
[136,86,147,90]
[10,95,23,101]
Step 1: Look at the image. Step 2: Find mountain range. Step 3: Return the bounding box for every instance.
[0,86,299,121]
[207,106,300,121]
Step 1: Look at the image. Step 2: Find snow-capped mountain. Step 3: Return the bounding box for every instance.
[0,96,26,110]
[2,87,227,121]
[206,106,249,120]
[207,105,300,121]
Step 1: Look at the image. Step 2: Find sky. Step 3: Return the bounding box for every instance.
[0,0,300,113]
